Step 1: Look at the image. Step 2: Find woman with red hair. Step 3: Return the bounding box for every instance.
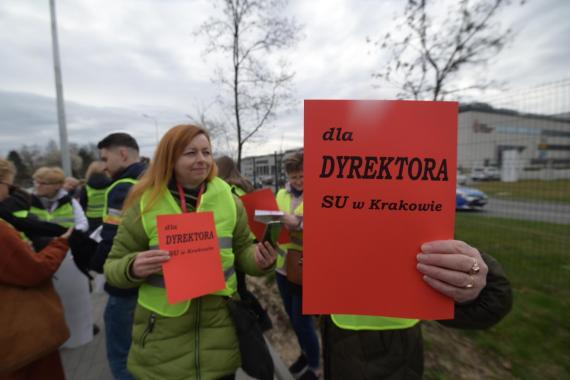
[104,125,277,380]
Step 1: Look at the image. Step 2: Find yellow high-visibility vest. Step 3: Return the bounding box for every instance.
[331,314,420,331]
[275,188,303,269]
[85,184,108,219]
[102,178,138,225]
[29,197,75,228]
[138,177,237,317]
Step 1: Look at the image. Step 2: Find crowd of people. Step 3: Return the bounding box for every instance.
[0,124,513,380]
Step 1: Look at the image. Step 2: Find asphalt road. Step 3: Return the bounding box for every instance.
[462,197,570,225]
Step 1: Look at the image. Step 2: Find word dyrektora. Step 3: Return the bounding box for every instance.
[320,155,448,181]
[165,231,214,245]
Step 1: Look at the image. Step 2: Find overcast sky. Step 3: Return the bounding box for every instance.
[0,0,569,158]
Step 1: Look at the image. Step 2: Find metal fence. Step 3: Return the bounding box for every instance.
[242,80,570,289]
[456,79,570,291]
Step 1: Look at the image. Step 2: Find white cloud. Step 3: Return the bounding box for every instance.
[1,0,569,160]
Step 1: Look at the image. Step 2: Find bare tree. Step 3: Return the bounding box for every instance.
[185,102,233,156]
[369,0,525,101]
[197,0,301,167]
[14,141,92,180]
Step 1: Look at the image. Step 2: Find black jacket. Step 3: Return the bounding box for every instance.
[0,189,96,278]
[0,191,66,242]
[322,252,513,380]
[91,161,146,297]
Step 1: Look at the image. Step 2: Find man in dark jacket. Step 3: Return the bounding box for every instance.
[92,133,145,380]
[322,241,513,380]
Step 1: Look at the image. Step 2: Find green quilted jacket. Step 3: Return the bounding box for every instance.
[104,194,271,380]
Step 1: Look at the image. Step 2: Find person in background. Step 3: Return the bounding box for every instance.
[80,161,111,233]
[29,166,94,349]
[275,151,321,380]
[0,182,66,243]
[215,155,255,195]
[92,133,145,380]
[0,158,72,380]
[216,155,272,332]
[30,168,88,234]
[63,176,81,199]
[322,243,512,379]
[104,124,277,380]
[0,171,96,279]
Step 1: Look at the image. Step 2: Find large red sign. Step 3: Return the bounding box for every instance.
[304,100,457,319]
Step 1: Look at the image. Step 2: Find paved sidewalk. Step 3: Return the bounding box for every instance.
[60,291,112,380]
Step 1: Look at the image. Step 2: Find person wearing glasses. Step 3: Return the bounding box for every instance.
[29,166,93,349]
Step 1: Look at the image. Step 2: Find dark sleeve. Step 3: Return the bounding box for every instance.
[0,223,69,287]
[79,187,88,211]
[438,251,513,330]
[91,182,134,273]
[0,206,66,242]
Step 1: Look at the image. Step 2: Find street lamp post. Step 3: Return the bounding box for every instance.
[49,0,71,176]
[142,114,158,145]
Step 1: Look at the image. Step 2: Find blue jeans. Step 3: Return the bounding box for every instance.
[104,294,137,380]
[276,273,320,369]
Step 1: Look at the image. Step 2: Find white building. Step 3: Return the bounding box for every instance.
[458,103,570,179]
[241,148,303,188]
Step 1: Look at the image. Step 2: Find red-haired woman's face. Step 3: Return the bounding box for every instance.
[174,134,213,188]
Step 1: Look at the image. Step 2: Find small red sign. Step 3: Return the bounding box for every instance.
[158,212,226,304]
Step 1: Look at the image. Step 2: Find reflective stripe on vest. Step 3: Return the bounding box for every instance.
[275,188,303,269]
[29,199,75,228]
[85,185,108,219]
[138,177,237,317]
[102,178,138,225]
[331,314,420,331]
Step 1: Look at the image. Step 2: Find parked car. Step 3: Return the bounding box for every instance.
[470,166,500,181]
[456,186,488,210]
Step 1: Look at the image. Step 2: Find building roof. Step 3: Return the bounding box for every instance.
[459,103,570,125]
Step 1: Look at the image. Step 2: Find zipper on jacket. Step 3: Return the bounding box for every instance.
[194,298,202,380]
[141,313,156,348]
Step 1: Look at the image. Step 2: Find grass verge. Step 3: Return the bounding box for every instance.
[453,213,570,379]
[472,179,570,203]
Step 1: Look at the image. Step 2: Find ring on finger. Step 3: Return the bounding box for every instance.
[464,275,474,289]
[469,259,480,275]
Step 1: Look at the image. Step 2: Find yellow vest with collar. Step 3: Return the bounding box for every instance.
[29,197,75,228]
[138,177,237,317]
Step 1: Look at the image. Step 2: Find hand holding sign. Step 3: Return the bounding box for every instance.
[254,241,278,270]
[304,100,458,319]
[417,240,488,304]
[281,213,301,230]
[131,250,170,279]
